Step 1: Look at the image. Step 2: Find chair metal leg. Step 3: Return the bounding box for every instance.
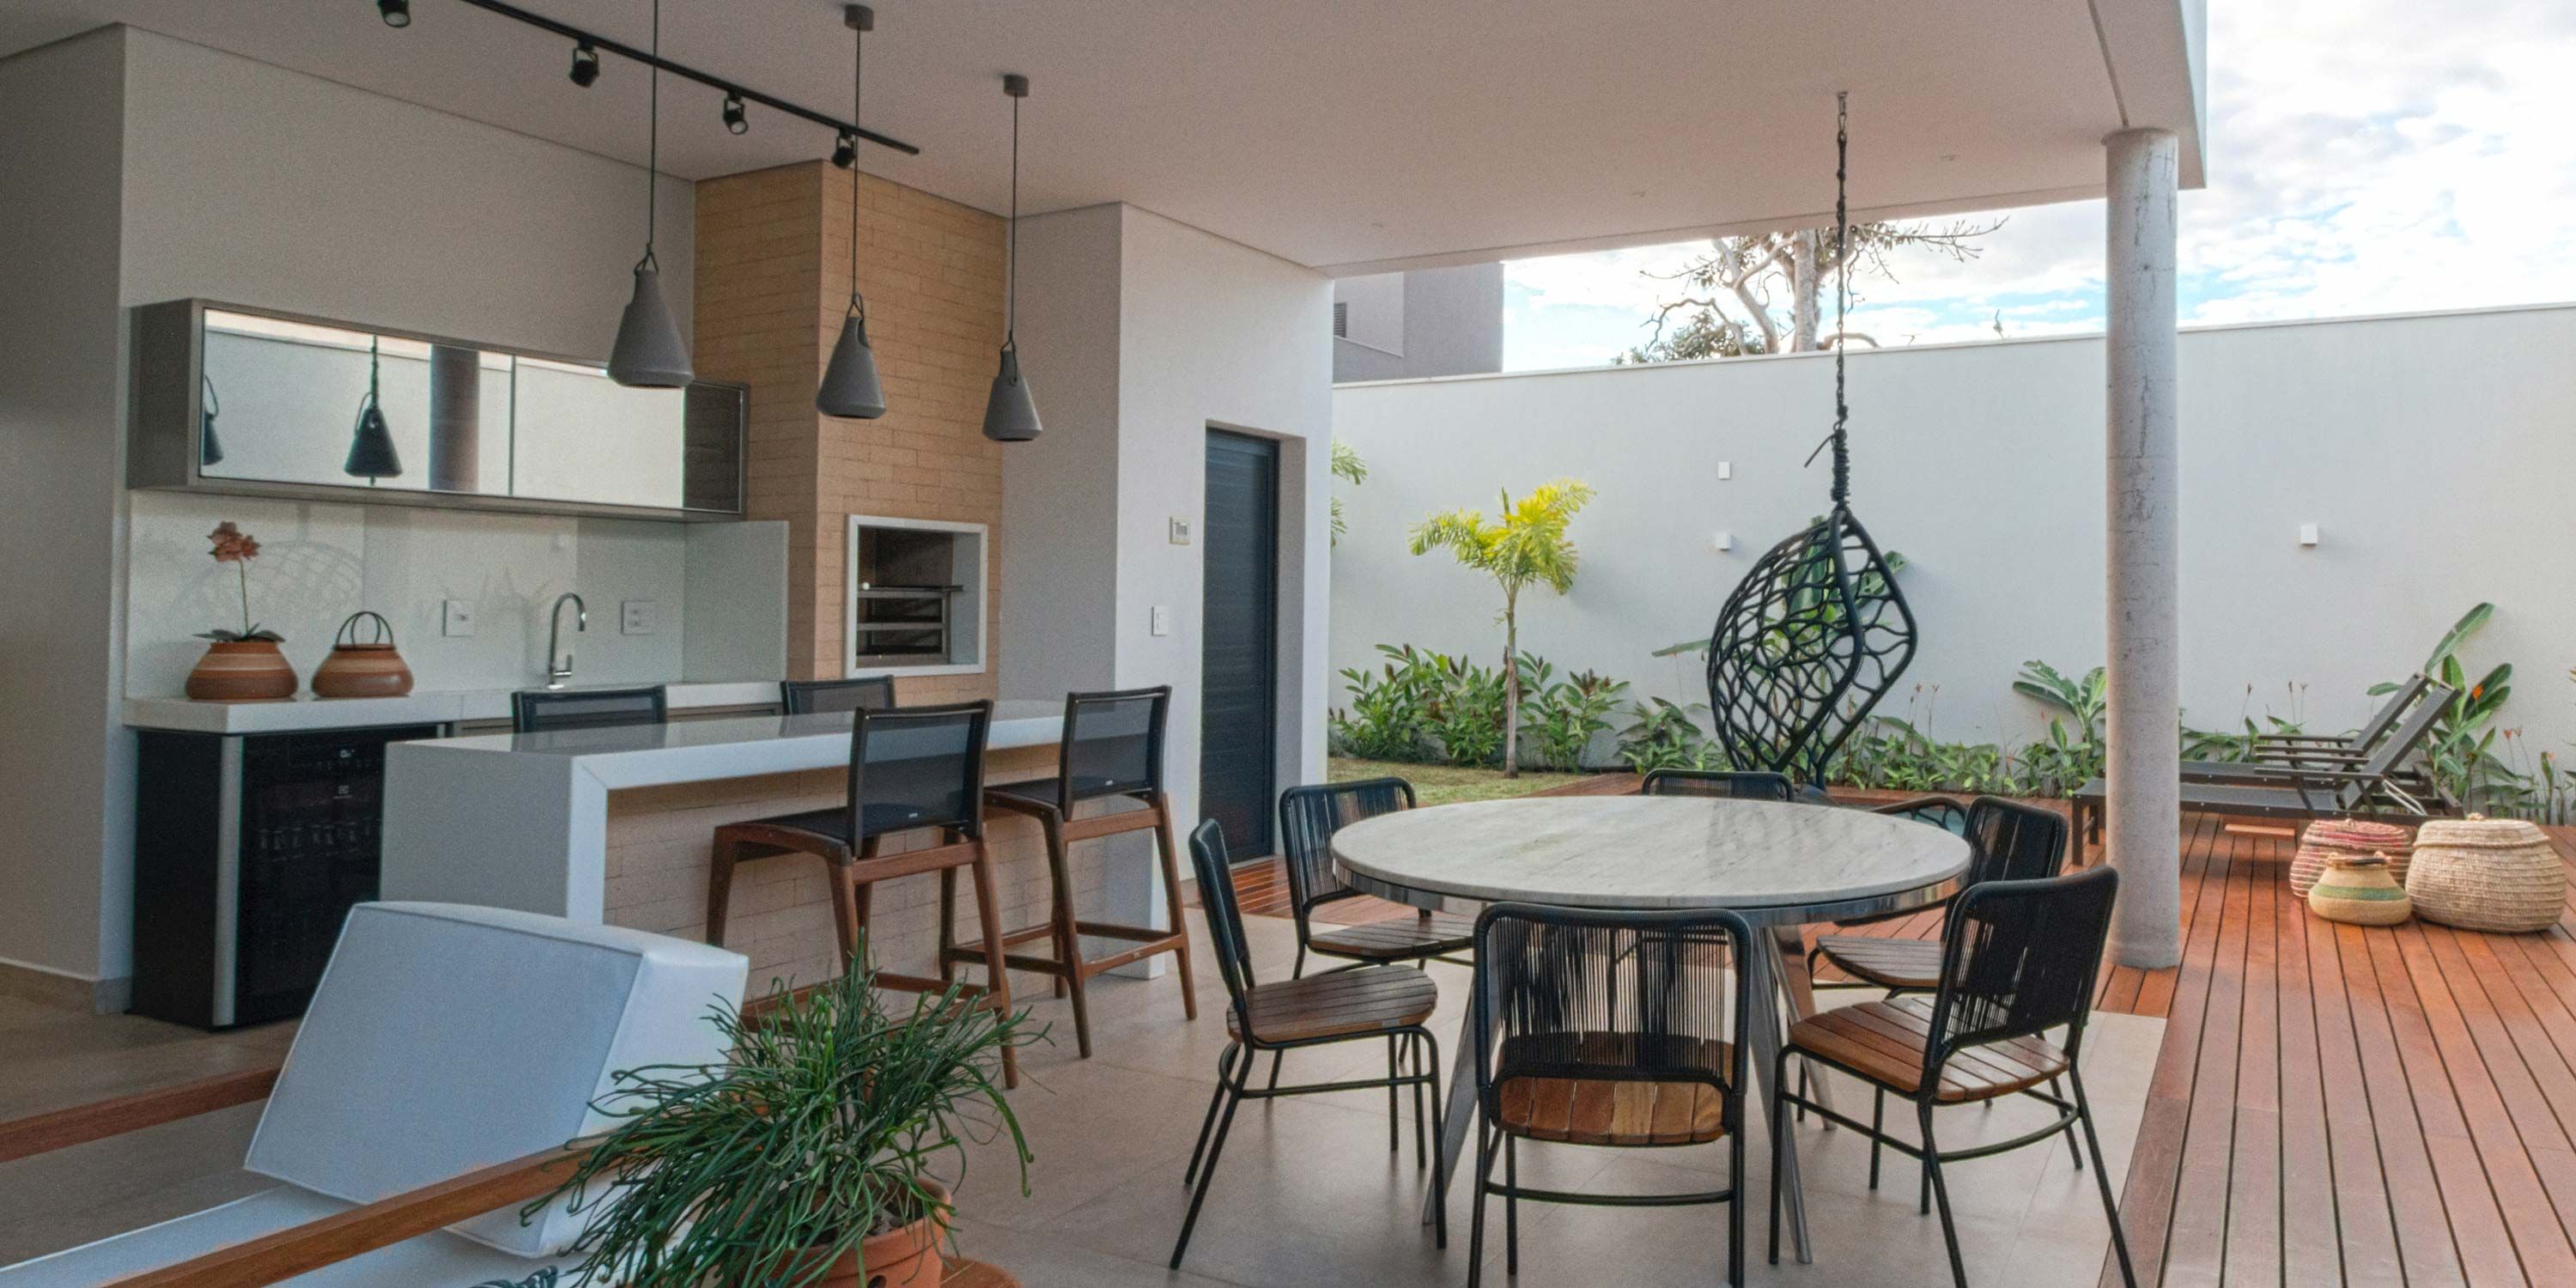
[1265,944,1309,1093]
[1412,1033,1430,1170]
[1467,1125,1498,1288]
[2074,1071,2141,1288]
[1184,1043,1237,1188]
[1388,1036,1401,1152]
[1421,1030,1448,1250]
[1170,1049,1244,1268]
[1868,1087,1886,1190]
[1728,1090,1747,1288]
[1504,1133,1520,1276]
[2054,1074,2084,1169]
[1767,1047,1785,1267]
[1919,1102,1968,1288]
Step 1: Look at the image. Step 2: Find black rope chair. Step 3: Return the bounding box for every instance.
[1639,768,1796,800]
[1173,819,1445,1269]
[1772,866,2136,1288]
[1809,796,2064,991]
[1469,902,1756,1288]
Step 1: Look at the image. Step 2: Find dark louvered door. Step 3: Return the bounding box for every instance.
[1200,429,1279,856]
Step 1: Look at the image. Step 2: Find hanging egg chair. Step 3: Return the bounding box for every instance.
[1704,94,1917,790]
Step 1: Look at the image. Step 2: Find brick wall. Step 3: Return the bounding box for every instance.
[694,161,1006,700]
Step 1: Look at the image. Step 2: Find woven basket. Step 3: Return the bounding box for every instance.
[2407,816,2566,933]
[2307,853,2412,927]
[2291,818,2416,897]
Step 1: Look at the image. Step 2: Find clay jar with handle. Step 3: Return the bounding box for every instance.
[310,611,414,699]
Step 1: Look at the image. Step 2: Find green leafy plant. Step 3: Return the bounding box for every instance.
[2374,603,2518,811]
[1329,644,1445,762]
[1616,697,1718,775]
[529,960,1040,1288]
[1328,440,1367,547]
[1517,659,1628,771]
[2008,660,2105,797]
[1411,480,1595,778]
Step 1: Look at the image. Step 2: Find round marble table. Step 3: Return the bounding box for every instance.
[1332,794,1971,1263]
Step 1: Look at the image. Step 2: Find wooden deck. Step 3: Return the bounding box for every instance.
[1227,775,2576,1286]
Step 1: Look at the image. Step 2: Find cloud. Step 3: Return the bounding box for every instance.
[1504,0,2576,370]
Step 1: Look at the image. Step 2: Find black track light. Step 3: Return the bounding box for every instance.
[377,0,410,28]
[721,93,748,135]
[569,42,600,88]
[831,131,857,169]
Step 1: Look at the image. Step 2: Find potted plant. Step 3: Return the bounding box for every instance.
[529,957,1039,1288]
[185,522,296,701]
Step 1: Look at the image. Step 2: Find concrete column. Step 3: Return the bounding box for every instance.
[2104,128,2182,968]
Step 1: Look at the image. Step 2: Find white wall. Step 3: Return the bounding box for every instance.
[0,26,706,997]
[1331,304,2576,762]
[1005,202,1334,896]
[0,28,129,1001]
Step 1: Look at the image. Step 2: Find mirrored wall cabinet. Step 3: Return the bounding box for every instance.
[128,300,746,521]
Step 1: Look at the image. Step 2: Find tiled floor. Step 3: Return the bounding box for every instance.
[0,909,2155,1285]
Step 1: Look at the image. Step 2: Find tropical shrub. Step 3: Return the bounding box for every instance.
[2376,603,2518,811]
[1518,659,1629,771]
[1617,698,1717,775]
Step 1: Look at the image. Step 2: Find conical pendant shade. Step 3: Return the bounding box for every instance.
[609,263,693,388]
[817,311,886,418]
[343,399,403,478]
[200,414,224,466]
[980,348,1041,442]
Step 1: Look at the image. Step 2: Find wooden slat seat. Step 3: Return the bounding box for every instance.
[1811,935,1942,991]
[1226,968,1438,1043]
[1309,911,1476,961]
[1492,1037,1735,1147]
[1788,997,2069,1103]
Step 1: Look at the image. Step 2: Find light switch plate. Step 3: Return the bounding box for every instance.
[1717,461,1733,480]
[2297,523,2320,547]
[621,600,660,635]
[440,599,477,637]
[1169,517,1192,545]
[1151,605,1172,637]
[1712,531,1734,552]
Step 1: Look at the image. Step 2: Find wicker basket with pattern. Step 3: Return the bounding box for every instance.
[2406,816,2566,934]
[2307,853,2413,927]
[2291,818,2416,898]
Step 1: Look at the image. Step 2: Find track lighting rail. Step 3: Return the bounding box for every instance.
[434,0,920,156]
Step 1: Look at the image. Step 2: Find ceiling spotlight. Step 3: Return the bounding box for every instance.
[830,131,856,169]
[569,42,600,88]
[377,0,410,27]
[721,93,747,135]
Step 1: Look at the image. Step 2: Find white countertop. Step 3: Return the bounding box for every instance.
[391,699,1066,791]
[121,680,784,735]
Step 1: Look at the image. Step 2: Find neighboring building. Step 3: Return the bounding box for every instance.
[1332,262,1504,382]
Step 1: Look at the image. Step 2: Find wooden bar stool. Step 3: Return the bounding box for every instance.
[955,686,1196,1059]
[705,699,1018,1087]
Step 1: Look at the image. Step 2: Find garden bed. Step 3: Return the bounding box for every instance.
[1327,756,1596,806]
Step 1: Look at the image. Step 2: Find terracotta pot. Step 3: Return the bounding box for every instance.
[780,1182,949,1288]
[185,639,298,702]
[2307,852,2412,927]
[311,612,414,698]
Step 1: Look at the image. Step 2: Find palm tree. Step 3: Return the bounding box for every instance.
[1409,479,1595,777]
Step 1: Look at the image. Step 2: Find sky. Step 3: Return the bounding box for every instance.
[1503,0,2576,371]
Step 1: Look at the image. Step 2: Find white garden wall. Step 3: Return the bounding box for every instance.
[1329,303,2576,766]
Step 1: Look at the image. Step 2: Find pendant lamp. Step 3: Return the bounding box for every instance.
[344,336,404,479]
[199,374,224,467]
[816,4,886,419]
[1702,94,1916,790]
[980,73,1040,442]
[608,0,691,388]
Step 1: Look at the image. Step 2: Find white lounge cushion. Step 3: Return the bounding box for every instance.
[0,1185,562,1287]
[244,902,746,1260]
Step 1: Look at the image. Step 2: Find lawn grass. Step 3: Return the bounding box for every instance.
[1326,756,1592,806]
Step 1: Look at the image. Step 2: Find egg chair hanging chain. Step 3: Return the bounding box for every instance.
[1831,89,1850,505]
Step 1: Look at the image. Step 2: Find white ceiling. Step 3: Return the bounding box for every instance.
[0,0,2204,275]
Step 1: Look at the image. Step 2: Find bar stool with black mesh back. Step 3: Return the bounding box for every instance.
[955,687,1194,1059]
[1468,902,1756,1288]
[1773,866,2136,1286]
[510,685,667,732]
[780,676,896,714]
[1172,820,1444,1269]
[1639,768,1796,800]
[704,700,1018,1088]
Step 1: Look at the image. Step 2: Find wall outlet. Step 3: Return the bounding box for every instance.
[621,600,660,635]
[1151,605,1172,637]
[2297,523,2320,547]
[440,599,477,637]
[1711,530,1734,552]
[1169,517,1192,545]
[1717,460,1733,481]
